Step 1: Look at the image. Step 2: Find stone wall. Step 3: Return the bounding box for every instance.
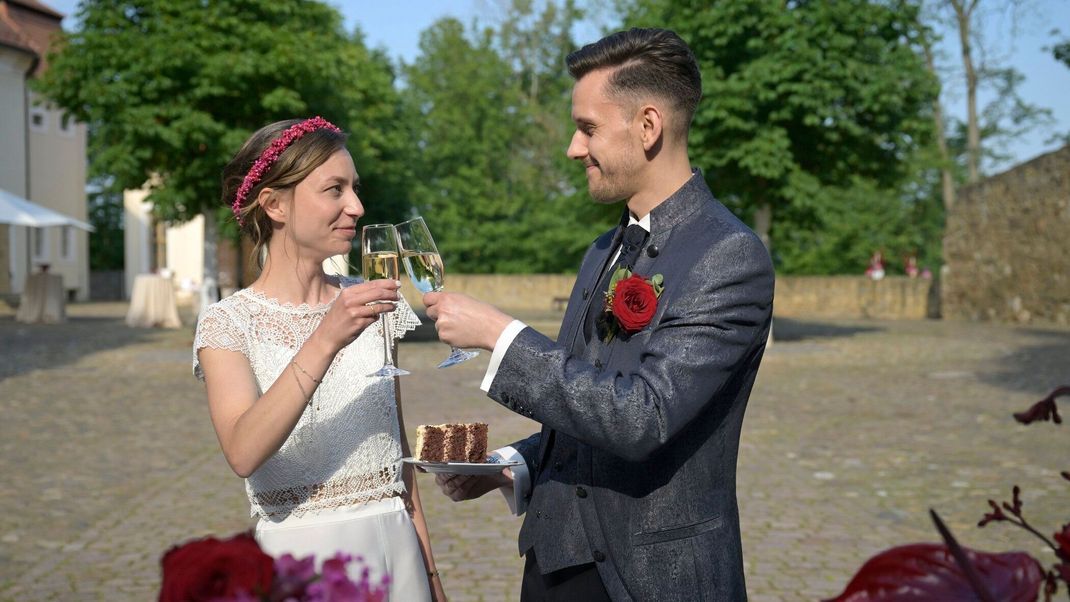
[400,273,934,320]
[773,276,934,320]
[942,146,1070,325]
[400,274,576,313]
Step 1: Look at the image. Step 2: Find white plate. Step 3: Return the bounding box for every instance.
[402,457,521,475]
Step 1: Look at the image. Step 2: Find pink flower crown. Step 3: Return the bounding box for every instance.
[231,116,342,224]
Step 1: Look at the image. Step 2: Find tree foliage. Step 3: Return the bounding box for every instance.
[926,1,1056,180]
[34,0,408,229]
[618,0,941,273]
[401,0,619,273]
[1057,38,1070,67]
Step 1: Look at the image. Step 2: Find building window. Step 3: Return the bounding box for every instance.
[32,228,49,262]
[58,113,76,138]
[29,107,47,132]
[61,226,75,260]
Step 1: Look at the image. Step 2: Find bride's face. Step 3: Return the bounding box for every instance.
[286,149,364,260]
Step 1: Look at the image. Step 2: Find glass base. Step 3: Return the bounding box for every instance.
[437,348,479,369]
[369,364,410,377]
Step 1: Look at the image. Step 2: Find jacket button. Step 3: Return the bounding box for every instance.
[592,550,606,562]
[553,462,563,472]
[575,486,587,498]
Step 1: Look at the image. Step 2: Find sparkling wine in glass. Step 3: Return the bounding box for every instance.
[361,224,409,377]
[395,216,479,368]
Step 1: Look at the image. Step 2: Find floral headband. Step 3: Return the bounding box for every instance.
[231,116,342,224]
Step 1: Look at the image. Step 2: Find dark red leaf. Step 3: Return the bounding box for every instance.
[1055,523,1070,560]
[825,543,1045,602]
[1013,386,1068,425]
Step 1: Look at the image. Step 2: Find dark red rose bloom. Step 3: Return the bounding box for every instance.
[611,274,658,334]
[159,532,274,602]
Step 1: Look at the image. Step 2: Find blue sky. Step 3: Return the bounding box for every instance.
[46,0,1069,170]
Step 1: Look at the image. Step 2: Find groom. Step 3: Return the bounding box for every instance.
[424,28,774,601]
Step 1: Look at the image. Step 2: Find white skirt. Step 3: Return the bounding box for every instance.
[255,497,432,601]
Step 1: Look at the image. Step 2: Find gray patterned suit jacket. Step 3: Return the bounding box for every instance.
[488,172,774,601]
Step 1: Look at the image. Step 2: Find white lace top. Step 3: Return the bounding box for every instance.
[192,285,421,520]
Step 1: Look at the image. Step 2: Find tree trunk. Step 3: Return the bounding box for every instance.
[753,202,772,252]
[951,0,981,183]
[923,41,956,211]
[201,209,219,314]
[753,202,773,347]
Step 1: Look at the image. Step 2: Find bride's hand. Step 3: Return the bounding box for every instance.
[312,280,399,353]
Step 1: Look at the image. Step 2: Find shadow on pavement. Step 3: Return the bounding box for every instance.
[772,316,884,342]
[0,315,160,381]
[976,326,1070,396]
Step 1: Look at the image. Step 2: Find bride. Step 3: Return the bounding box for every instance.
[193,117,443,600]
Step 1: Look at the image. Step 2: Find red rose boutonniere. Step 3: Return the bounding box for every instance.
[602,267,664,342]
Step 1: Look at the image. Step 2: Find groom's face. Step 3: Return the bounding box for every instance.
[567,68,645,204]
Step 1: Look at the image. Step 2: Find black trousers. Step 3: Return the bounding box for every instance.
[521,550,611,602]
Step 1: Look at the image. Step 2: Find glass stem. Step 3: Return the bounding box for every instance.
[380,313,394,367]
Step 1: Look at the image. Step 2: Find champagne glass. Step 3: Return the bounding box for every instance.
[395,216,479,368]
[361,224,409,377]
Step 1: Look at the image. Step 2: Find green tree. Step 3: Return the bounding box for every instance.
[620,0,940,273]
[34,0,406,280]
[1056,38,1070,66]
[402,1,618,273]
[927,1,1054,186]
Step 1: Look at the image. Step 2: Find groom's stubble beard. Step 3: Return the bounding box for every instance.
[585,148,644,205]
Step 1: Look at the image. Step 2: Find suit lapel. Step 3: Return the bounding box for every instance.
[561,228,621,355]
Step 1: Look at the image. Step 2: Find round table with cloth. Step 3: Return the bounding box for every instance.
[126,274,182,329]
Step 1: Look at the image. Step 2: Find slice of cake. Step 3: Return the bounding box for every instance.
[415,423,488,463]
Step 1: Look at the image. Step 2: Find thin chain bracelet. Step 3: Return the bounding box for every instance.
[291,358,321,383]
[290,359,322,411]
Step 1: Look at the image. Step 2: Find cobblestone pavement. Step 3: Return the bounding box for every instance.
[0,303,1067,601]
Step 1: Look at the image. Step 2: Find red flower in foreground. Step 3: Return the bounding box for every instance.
[825,543,1045,602]
[160,532,274,602]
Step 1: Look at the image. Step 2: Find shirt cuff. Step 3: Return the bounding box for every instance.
[480,319,527,392]
[491,445,530,516]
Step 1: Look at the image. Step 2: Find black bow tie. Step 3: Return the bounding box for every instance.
[616,224,648,271]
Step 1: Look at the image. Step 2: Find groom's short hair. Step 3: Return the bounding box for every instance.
[567,28,702,139]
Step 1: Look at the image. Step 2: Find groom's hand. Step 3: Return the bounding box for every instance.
[423,292,513,351]
[435,469,513,502]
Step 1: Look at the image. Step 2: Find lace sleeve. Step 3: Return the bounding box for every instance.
[390,294,422,341]
[193,303,249,381]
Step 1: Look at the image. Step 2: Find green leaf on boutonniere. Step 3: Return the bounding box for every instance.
[650,273,664,297]
[608,266,631,291]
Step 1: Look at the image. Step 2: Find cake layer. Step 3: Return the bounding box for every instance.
[415,423,488,463]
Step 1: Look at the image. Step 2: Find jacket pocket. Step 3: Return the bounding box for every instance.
[632,514,723,546]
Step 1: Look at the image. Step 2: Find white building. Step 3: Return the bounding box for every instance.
[124,192,351,303]
[0,0,89,300]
